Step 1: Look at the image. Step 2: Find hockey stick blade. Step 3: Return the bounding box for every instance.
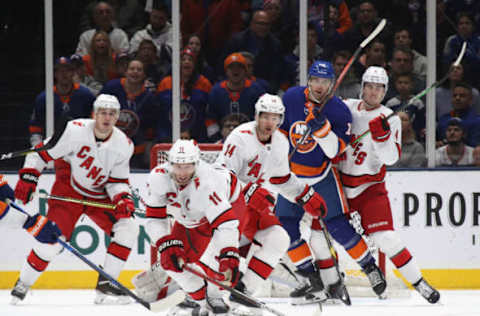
[183,265,286,316]
[360,19,386,48]
[453,41,467,67]
[149,290,186,312]
[0,115,70,161]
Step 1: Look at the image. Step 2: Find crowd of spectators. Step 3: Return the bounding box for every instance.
[28,0,480,169]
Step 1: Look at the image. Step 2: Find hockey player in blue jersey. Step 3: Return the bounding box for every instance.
[276,60,386,304]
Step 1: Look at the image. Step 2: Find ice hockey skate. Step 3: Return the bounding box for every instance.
[94,274,131,305]
[363,262,387,298]
[414,278,440,304]
[10,278,30,305]
[289,269,328,306]
[229,280,262,316]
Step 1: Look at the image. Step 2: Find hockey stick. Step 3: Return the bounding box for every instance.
[182,264,286,316]
[288,19,387,161]
[38,192,146,215]
[316,217,351,306]
[349,41,467,149]
[9,201,185,312]
[0,115,70,161]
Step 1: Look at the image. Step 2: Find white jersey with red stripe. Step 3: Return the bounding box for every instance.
[338,99,401,199]
[215,121,306,202]
[145,160,240,250]
[23,119,134,200]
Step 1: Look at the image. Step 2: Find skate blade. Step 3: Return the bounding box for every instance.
[94,293,132,305]
[10,296,22,305]
[230,304,263,316]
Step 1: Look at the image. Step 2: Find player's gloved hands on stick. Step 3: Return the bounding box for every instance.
[307,108,331,138]
[296,185,328,218]
[217,247,240,286]
[14,168,40,204]
[113,192,135,218]
[243,182,275,213]
[369,114,390,142]
[156,235,186,273]
[23,214,62,244]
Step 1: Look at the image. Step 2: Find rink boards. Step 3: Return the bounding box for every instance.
[1,170,480,289]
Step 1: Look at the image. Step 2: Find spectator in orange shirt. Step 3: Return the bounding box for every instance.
[82,30,119,85]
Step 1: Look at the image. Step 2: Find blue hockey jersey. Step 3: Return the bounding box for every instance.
[280,86,352,178]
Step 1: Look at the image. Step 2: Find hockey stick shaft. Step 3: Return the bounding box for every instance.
[38,192,146,215]
[288,19,387,161]
[316,218,347,287]
[349,41,467,148]
[182,265,286,316]
[8,201,154,310]
[0,115,70,161]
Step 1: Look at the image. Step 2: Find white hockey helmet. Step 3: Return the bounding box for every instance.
[255,93,285,125]
[360,66,388,99]
[168,139,200,165]
[94,94,121,113]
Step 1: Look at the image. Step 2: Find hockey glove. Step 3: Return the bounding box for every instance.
[156,235,186,273]
[295,185,328,218]
[15,168,41,204]
[243,182,275,213]
[113,192,135,218]
[23,214,62,244]
[0,175,14,202]
[369,114,390,142]
[307,108,331,138]
[217,247,240,286]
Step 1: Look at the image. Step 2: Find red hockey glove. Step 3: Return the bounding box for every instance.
[156,235,186,273]
[23,214,62,244]
[243,182,275,213]
[113,192,135,218]
[217,247,240,286]
[295,185,327,218]
[369,114,391,142]
[331,152,346,164]
[15,168,41,204]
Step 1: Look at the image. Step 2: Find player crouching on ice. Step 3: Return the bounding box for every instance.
[11,94,138,305]
[338,66,440,303]
[143,139,243,315]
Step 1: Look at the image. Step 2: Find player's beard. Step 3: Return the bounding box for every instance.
[172,172,194,187]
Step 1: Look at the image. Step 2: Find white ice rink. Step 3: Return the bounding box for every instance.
[1,289,478,316]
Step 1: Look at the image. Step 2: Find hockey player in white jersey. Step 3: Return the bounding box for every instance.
[145,139,242,315]
[215,93,328,312]
[338,66,440,303]
[11,94,138,305]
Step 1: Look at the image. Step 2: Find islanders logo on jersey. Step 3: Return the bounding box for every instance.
[289,121,317,153]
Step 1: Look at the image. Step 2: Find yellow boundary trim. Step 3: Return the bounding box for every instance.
[0,270,141,289]
[1,269,480,289]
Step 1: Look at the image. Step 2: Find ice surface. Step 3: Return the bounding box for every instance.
[1,289,478,316]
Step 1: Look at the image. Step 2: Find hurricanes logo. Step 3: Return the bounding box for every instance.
[289,121,317,153]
